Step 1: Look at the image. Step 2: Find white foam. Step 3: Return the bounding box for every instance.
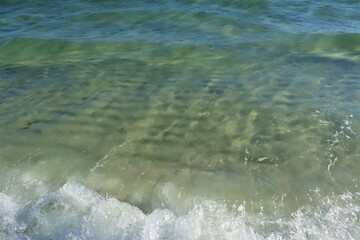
[0,193,20,240]
[0,183,359,240]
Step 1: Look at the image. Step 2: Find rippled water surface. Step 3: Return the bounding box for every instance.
[1,0,360,239]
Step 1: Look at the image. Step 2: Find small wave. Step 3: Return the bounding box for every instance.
[1,182,359,239]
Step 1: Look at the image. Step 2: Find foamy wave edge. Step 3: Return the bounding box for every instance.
[1,182,359,240]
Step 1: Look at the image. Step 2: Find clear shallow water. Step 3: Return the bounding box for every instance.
[0,0,360,239]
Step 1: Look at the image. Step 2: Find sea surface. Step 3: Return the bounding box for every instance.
[1,0,360,239]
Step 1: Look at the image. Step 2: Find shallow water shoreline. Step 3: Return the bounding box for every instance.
[1,0,360,239]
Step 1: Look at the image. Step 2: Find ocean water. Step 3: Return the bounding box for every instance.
[0,0,359,239]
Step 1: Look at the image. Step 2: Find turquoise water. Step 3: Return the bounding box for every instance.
[1,0,360,239]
